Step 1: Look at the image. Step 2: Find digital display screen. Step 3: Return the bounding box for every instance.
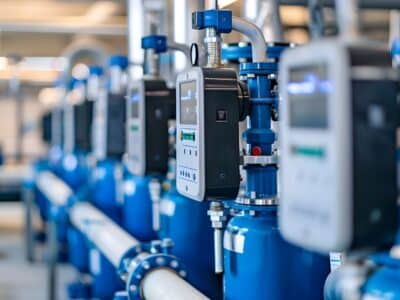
[288,64,331,129]
[180,81,197,125]
[130,88,140,118]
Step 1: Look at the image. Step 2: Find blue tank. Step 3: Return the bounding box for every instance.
[159,181,222,299]
[122,173,157,241]
[68,227,89,273]
[90,249,123,300]
[224,206,329,300]
[56,152,89,191]
[91,159,122,223]
[362,254,400,300]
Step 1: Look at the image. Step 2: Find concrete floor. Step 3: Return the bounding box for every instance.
[0,203,75,300]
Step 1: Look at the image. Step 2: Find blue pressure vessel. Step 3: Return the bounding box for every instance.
[224,206,330,300]
[122,173,157,241]
[91,159,122,223]
[90,249,123,300]
[159,180,222,299]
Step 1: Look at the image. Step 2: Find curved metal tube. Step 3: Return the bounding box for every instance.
[167,41,191,60]
[232,17,267,62]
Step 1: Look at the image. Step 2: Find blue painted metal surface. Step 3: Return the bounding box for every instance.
[363,266,400,300]
[67,280,91,299]
[222,43,290,63]
[91,159,122,223]
[109,55,129,69]
[122,172,157,241]
[361,253,400,300]
[90,250,124,300]
[141,35,167,53]
[192,9,232,33]
[159,180,222,299]
[56,152,89,191]
[224,207,329,300]
[68,227,90,273]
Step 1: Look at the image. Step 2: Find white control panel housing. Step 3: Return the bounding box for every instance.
[126,80,146,176]
[279,40,352,253]
[176,68,204,201]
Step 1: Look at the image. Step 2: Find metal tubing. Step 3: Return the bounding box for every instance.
[70,202,140,267]
[36,171,73,206]
[232,17,267,62]
[167,41,191,60]
[336,0,359,39]
[149,179,161,232]
[23,185,35,262]
[213,229,224,274]
[47,219,58,300]
[142,269,210,300]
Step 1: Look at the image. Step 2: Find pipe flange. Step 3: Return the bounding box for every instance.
[117,244,144,281]
[126,254,187,300]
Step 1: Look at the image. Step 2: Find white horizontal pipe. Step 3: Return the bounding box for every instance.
[232,16,267,63]
[36,171,73,206]
[142,269,210,300]
[70,202,140,267]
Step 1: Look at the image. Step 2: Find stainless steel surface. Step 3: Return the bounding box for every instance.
[47,220,58,300]
[242,155,278,166]
[205,28,222,68]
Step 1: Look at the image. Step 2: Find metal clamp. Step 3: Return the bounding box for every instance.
[236,196,278,206]
[242,155,278,166]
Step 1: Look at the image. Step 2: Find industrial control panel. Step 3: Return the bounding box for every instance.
[279,39,398,253]
[106,92,126,159]
[74,101,94,152]
[126,79,175,176]
[176,67,241,201]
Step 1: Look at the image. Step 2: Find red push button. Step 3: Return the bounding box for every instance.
[252,146,262,156]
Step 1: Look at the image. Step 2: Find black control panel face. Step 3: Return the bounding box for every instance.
[74,100,94,152]
[106,93,126,159]
[127,79,175,176]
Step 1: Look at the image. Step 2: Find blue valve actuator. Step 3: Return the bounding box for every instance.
[141,35,167,53]
[192,9,232,33]
[109,55,129,70]
[89,65,104,76]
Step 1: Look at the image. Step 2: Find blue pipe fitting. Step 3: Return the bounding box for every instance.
[89,65,104,76]
[392,38,400,57]
[192,9,232,33]
[126,253,187,300]
[109,55,129,70]
[117,244,144,277]
[222,43,291,63]
[240,62,279,199]
[141,35,167,54]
